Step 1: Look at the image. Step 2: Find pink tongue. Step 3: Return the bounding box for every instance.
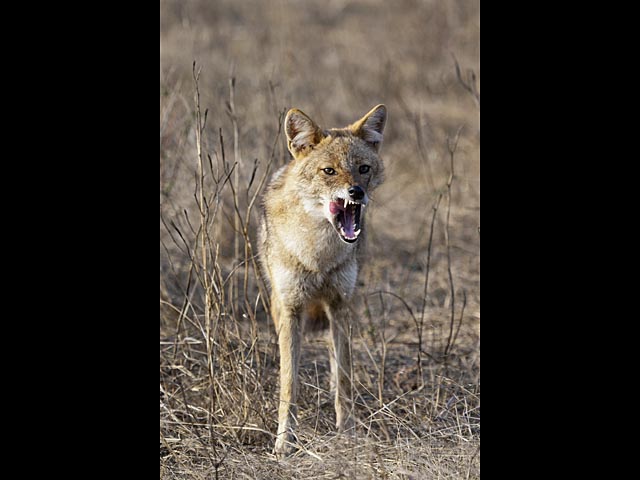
[329,201,343,214]
[343,206,355,237]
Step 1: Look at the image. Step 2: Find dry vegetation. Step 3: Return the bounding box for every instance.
[160,0,479,478]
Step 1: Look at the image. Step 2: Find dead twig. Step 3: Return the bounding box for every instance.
[453,53,480,107]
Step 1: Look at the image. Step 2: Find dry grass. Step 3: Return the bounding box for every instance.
[160,0,479,478]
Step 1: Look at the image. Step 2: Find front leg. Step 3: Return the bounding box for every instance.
[325,298,354,432]
[272,295,303,457]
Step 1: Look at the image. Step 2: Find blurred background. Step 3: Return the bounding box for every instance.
[160,0,479,477]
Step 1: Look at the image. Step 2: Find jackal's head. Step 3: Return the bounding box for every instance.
[284,104,387,244]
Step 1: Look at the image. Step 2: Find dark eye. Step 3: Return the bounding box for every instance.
[323,168,336,175]
[359,165,371,174]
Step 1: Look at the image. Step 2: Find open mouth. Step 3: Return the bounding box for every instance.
[328,198,364,243]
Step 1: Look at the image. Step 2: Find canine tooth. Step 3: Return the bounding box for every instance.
[355,229,361,236]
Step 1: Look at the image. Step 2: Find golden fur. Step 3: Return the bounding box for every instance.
[259,104,387,456]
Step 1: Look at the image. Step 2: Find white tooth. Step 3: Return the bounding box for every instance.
[345,198,350,208]
[355,229,361,236]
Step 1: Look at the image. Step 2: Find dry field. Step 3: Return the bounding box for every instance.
[160,1,479,478]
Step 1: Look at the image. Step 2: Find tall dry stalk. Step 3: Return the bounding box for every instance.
[227,72,241,316]
[193,60,224,475]
[418,192,443,386]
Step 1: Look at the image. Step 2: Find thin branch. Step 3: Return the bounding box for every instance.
[444,126,463,357]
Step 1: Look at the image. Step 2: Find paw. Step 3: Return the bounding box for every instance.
[274,431,297,459]
[336,415,355,434]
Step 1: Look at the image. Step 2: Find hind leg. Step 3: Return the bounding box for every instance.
[324,298,353,432]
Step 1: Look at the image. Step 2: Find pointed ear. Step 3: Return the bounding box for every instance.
[285,108,324,159]
[351,104,387,152]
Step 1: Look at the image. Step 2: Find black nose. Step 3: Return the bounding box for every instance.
[348,185,365,201]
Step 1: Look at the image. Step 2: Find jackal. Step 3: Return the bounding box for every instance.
[259,104,387,457]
